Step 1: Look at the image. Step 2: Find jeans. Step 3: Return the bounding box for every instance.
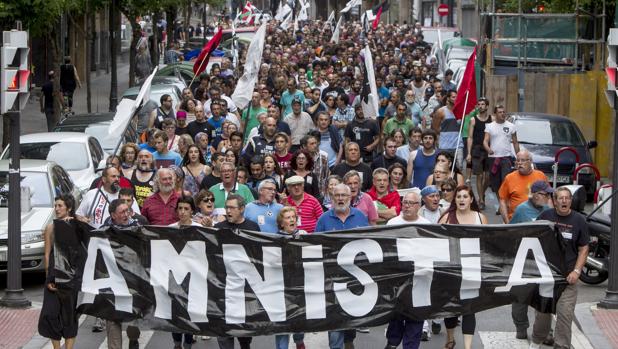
[172,333,194,346]
[385,316,424,349]
[532,283,578,349]
[328,331,344,349]
[274,333,304,349]
[512,301,530,331]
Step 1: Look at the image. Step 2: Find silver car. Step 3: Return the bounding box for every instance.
[0,160,82,273]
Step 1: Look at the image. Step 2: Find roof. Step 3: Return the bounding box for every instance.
[19,132,93,143]
[509,112,572,122]
[0,159,56,173]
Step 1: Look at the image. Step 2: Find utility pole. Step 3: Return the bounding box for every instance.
[0,27,32,308]
[109,0,118,112]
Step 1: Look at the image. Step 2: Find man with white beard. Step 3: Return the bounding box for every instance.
[141,168,180,225]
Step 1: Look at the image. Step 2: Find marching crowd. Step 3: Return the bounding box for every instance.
[39,17,589,349]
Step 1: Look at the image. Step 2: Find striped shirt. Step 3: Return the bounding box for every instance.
[286,193,324,233]
[438,106,462,150]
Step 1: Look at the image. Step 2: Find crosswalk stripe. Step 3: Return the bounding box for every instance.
[96,328,154,349]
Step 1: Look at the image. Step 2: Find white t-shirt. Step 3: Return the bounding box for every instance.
[484,121,517,158]
[387,215,431,225]
[168,221,203,227]
[418,206,443,224]
[76,188,141,229]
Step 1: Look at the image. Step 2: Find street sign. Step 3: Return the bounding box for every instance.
[438,4,449,17]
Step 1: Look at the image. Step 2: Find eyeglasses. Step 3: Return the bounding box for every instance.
[225,205,240,210]
[202,197,215,203]
[402,200,420,206]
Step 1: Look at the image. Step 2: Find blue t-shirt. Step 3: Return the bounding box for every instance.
[207,117,226,139]
[244,201,283,234]
[280,90,305,116]
[319,131,338,167]
[509,200,549,224]
[378,86,390,117]
[152,150,183,168]
[315,207,369,232]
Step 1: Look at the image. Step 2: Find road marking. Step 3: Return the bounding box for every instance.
[479,331,530,349]
[297,332,329,347]
[571,320,594,349]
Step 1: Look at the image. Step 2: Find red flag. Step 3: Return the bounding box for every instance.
[452,47,478,120]
[372,6,383,30]
[193,27,223,75]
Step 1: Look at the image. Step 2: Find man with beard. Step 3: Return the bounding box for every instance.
[315,183,369,349]
[152,130,183,168]
[201,152,225,189]
[332,142,373,191]
[384,103,415,138]
[366,168,401,222]
[432,90,462,166]
[407,129,438,189]
[141,168,180,225]
[344,105,381,163]
[283,97,315,152]
[403,89,422,126]
[76,167,140,229]
[130,149,157,207]
[243,116,278,164]
[305,87,327,120]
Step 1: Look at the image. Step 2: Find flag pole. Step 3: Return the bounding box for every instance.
[451,90,469,178]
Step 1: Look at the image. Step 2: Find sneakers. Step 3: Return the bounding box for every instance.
[542,332,555,346]
[421,331,430,341]
[516,329,527,339]
[199,336,211,340]
[92,318,105,332]
[357,327,370,333]
[431,321,441,334]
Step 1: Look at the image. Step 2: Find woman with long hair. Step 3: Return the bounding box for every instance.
[38,194,78,349]
[119,143,139,178]
[439,177,457,211]
[170,165,192,198]
[325,95,336,117]
[180,98,197,123]
[438,185,488,349]
[283,149,320,198]
[388,163,408,190]
[224,149,240,167]
[215,121,238,153]
[390,128,407,147]
[263,154,284,192]
[182,144,208,196]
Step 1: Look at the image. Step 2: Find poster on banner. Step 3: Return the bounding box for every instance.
[53,221,567,337]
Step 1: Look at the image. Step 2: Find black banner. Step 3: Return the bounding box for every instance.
[53,221,567,337]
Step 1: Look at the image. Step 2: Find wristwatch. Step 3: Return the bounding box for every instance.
[573,268,581,275]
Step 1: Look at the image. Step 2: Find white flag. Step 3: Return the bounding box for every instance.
[330,16,343,44]
[298,0,310,21]
[275,3,292,21]
[280,11,292,30]
[340,0,361,13]
[231,23,267,110]
[360,46,379,119]
[326,10,335,26]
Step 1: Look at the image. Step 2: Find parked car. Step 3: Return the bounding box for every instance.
[0,160,82,273]
[156,57,224,87]
[446,46,474,62]
[53,113,138,154]
[509,112,598,197]
[0,132,109,193]
[121,84,183,110]
[142,75,187,93]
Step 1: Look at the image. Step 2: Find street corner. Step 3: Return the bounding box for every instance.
[575,302,617,349]
[0,302,42,349]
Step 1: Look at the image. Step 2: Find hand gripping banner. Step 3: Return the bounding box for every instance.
[52,221,567,337]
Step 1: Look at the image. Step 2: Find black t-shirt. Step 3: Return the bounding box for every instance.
[175,126,190,136]
[215,219,261,232]
[42,81,54,110]
[371,154,407,171]
[344,119,380,160]
[321,86,346,102]
[332,162,373,191]
[187,120,215,140]
[537,209,589,273]
[201,173,221,190]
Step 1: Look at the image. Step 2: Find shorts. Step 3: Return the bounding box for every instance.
[471,144,490,174]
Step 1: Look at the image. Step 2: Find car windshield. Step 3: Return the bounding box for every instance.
[3,142,90,171]
[515,119,586,147]
[85,125,117,151]
[0,171,52,207]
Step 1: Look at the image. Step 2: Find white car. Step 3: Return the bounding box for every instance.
[0,160,82,273]
[0,132,109,192]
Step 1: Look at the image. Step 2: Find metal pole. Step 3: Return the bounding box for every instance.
[109,0,118,112]
[0,111,31,308]
[598,99,618,309]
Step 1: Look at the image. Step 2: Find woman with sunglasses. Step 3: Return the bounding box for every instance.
[193,189,224,227]
[439,178,457,210]
[438,185,488,349]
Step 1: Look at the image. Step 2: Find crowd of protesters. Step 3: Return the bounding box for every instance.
[38,15,589,349]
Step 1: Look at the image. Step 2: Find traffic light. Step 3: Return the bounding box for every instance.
[1,30,29,114]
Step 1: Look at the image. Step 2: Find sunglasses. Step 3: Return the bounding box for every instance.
[202,197,215,203]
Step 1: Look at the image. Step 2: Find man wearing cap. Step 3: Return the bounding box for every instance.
[281,77,305,117]
[419,185,444,224]
[285,175,323,233]
[498,150,548,223]
[509,180,555,341]
[283,97,315,153]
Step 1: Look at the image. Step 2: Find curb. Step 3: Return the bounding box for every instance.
[574,302,614,349]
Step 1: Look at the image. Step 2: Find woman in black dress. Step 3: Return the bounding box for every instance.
[38,194,78,349]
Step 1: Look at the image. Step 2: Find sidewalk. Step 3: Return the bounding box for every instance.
[0,304,41,349]
[576,302,618,349]
[4,59,131,139]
